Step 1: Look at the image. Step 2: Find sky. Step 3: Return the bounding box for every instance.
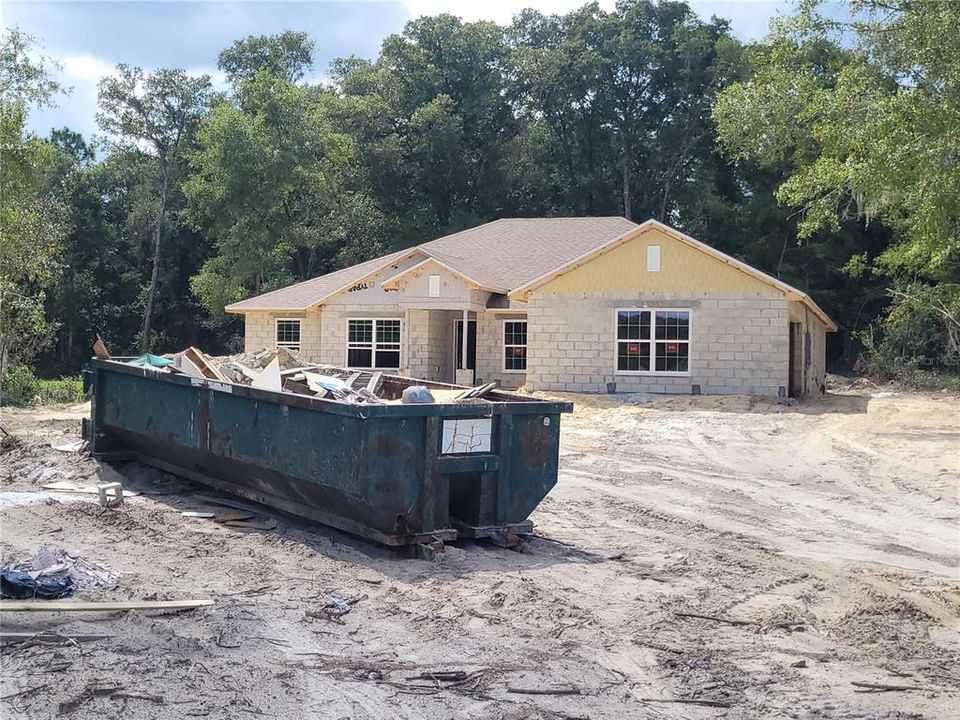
[4,0,796,139]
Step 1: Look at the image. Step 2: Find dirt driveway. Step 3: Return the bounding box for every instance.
[1,390,957,719]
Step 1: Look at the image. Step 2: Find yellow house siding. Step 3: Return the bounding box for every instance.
[536,227,773,295]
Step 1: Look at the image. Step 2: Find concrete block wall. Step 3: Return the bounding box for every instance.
[243,311,274,353]
[524,291,790,395]
[476,312,526,389]
[242,310,322,362]
[406,309,456,382]
[318,304,405,369]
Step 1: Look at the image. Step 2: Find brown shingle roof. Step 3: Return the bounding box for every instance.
[225,248,411,312]
[225,217,638,312]
[418,217,638,291]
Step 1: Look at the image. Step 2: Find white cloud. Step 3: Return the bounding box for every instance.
[61,53,115,82]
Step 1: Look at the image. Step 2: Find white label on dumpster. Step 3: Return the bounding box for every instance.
[191,378,233,393]
[441,418,492,454]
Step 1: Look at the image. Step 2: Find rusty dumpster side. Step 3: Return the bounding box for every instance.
[84,359,572,546]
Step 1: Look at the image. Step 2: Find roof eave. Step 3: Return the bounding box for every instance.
[380,256,508,294]
[302,247,428,310]
[508,218,838,331]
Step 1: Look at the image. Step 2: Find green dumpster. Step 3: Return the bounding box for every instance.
[85,359,572,548]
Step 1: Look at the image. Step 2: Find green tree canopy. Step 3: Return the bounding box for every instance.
[714,0,960,369]
[98,65,212,351]
[0,29,67,382]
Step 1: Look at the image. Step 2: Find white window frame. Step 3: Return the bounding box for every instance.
[613,307,692,376]
[345,318,403,370]
[275,318,302,352]
[502,319,528,374]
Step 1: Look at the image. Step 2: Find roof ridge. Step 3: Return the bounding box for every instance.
[227,216,646,312]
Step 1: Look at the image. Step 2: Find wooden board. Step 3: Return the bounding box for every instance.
[1,632,112,643]
[0,599,214,612]
[92,334,111,359]
[184,346,229,383]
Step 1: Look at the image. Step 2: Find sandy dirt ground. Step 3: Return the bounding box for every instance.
[1,389,957,719]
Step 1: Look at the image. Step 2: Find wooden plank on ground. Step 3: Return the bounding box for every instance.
[1,632,112,643]
[0,599,214,612]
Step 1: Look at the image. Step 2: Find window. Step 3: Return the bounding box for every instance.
[646,245,661,272]
[503,320,527,372]
[616,309,689,374]
[275,319,301,352]
[347,319,401,369]
[428,274,441,297]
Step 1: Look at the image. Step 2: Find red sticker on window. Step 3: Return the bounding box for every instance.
[666,342,678,354]
[627,343,640,355]
[513,347,524,356]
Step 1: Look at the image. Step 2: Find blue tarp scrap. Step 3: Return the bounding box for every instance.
[0,568,77,599]
[126,353,174,368]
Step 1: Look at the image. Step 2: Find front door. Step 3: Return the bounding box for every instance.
[454,320,477,382]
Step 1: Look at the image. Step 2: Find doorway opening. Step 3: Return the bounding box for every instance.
[454,319,477,384]
[788,321,803,397]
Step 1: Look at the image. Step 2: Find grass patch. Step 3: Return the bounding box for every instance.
[33,377,86,405]
[2,366,86,406]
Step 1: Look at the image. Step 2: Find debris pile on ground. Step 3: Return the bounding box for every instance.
[10,546,119,589]
[0,547,118,599]
[94,337,502,405]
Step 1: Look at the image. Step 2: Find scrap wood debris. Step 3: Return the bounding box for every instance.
[57,681,163,714]
[0,425,22,452]
[0,598,214,612]
[93,337,502,406]
[850,680,934,693]
[181,495,278,531]
[0,631,112,647]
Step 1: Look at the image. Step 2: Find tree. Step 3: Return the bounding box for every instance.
[714,0,960,371]
[218,31,315,85]
[0,29,67,391]
[97,66,212,351]
[185,66,385,316]
[335,14,519,236]
[508,1,741,222]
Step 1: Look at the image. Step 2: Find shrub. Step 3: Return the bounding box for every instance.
[0,367,85,406]
[0,364,38,406]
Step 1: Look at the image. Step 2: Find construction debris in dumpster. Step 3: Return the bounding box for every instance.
[96,339,507,406]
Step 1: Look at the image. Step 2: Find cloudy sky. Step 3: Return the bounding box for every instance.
[6,0,795,139]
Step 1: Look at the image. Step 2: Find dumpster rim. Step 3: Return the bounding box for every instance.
[89,358,574,417]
